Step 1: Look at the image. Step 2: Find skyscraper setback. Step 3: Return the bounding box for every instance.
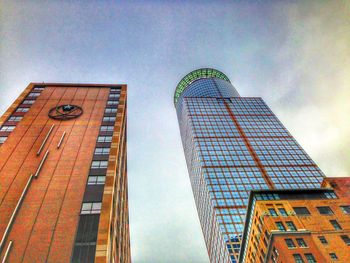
[174,68,325,262]
[0,83,130,263]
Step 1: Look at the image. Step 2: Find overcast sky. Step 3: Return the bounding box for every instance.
[1,1,349,262]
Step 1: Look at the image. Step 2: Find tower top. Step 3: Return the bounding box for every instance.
[174,68,230,105]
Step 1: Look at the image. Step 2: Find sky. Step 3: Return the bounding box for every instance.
[1,1,349,262]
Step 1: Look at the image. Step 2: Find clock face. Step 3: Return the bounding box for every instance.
[48,104,83,120]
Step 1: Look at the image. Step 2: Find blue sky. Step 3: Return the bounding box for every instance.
[1,1,349,262]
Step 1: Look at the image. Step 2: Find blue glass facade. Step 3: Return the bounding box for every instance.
[175,69,325,262]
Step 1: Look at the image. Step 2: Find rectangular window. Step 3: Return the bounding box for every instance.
[16,107,29,113]
[269,208,278,217]
[340,205,350,214]
[100,126,114,132]
[275,222,285,231]
[94,148,110,155]
[91,161,108,169]
[8,116,22,122]
[28,92,40,97]
[81,202,102,214]
[33,87,45,91]
[330,220,342,230]
[318,236,328,244]
[317,206,334,215]
[105,108,117,114]
[329,253,338,260]
[0,126,15,132]
[296,238,307,248]
[341,235,350,245]
[286,221,297,231]
[285,238,296,248]
[278,208,288,216]
[0,137,7,144]
[107,101,118,105]
[293,207,311,215]
[23,100,35,104]
[97,136,112,143]
[87,176,106,185]
[304,253,316,263]
[103,116,116,122]
[293,254,304,263]
[109,94,120,98]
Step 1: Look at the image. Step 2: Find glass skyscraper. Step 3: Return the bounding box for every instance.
[174,68,325,262]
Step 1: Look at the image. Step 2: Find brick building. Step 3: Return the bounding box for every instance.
[239,177,350,263]
[0,83,130,263]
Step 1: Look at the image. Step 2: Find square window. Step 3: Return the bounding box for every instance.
[285,239,296,248]
[286,221,297,231]
[329,253,338,260]
[296,238,307,248]
[318,236,328,244]
[275,222,286,231]
[278,208,288,216]
[269,208,278,217]
[293,254,304,263]
[304,253,316,263]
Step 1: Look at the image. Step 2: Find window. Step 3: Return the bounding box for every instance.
[0,137,7,144]
[330,220,342,230]
[286,221,297,231]
[269,208,278,217]
[100,126,114,132]
[87,176,106,185]
[91,161,108,169]
[304,253,316,263]
[341,235,350,245]
[109,94,120,98]
[317,206,333,215]
[103,116,116,122]
[16,107,29,113]
[278,208,288,216]
[293,207,311,215]
[340,205,350,214]
[285,239,296,248]
[97,136,112,143]
[0,126,15,132]
[275,222,285,231]
[329,253,338,260]
[107,101,118,105]
[94,148,110,155]
[33,87,45,91]
[296,238,307,248]
[105,108,117,114]
[81,202,102,214]
[293,254,304,263]
[28,92,40,97]
[8,116,22,122]
[23,100,35,104]
[318,236,328,244]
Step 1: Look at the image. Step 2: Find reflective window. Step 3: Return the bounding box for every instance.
[8,116,22,122]
[340,205,350,214]
[87,176,106,185]
[0,137,7,144]
[91,161,108,169]
[100,126,114,132]
[0,126,15,132]
[97,136,112,143]
[285,239,296,248]
[94,148,110,155]
[16,107,29,113]
[81,202,102,214]
[317,206,333,215]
